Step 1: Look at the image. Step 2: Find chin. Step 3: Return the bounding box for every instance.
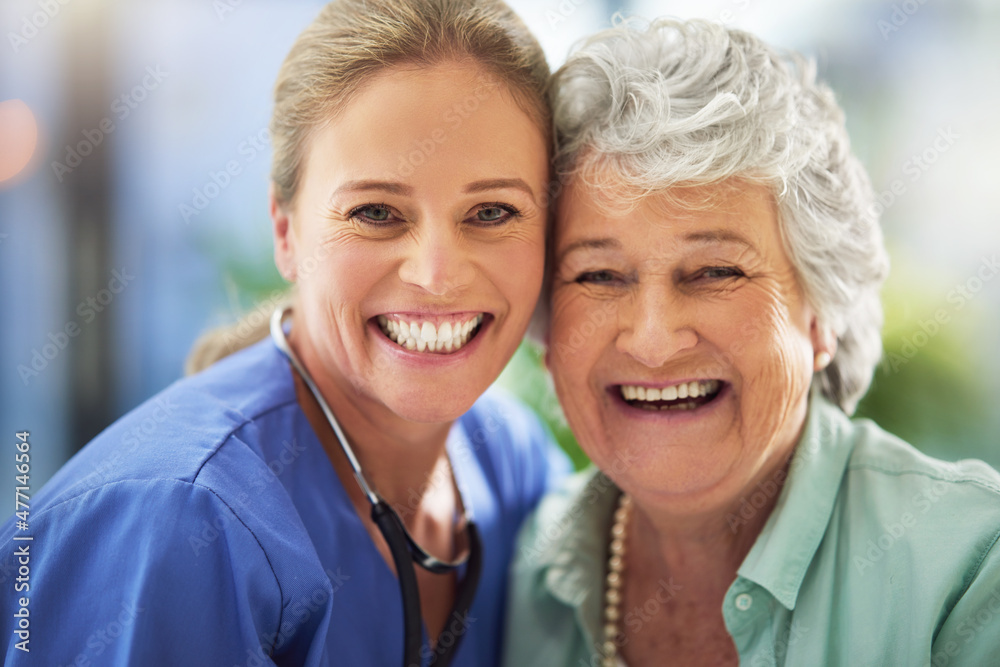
[383,392,479,426]
[596,441,742,503]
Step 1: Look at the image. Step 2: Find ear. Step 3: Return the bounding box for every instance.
[809,315,837,372]
[270,183,297,282]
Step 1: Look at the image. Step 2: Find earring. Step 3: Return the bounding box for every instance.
[815,351,832,371]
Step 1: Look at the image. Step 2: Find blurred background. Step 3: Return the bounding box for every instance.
[1,0,998,497]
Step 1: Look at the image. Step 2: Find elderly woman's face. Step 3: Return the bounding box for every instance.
[274,62,548,424]
[549,176,821,507]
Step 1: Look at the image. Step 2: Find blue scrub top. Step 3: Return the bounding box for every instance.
[0,339,568,666]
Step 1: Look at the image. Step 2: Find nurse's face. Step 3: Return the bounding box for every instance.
[272,62,548,424]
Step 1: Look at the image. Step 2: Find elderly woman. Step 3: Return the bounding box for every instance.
[505,18,1000,667]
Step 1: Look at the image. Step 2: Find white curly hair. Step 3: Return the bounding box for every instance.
[549,16,890,414]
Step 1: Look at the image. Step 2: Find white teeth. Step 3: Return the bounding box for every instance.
[376,313,484,354]
[619,380,721,408]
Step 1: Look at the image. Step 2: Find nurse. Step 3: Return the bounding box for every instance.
[0,1,564,665]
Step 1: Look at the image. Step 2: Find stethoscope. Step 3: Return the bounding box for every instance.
[270,306,483,667]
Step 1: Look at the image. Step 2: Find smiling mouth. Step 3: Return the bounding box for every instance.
[377,314,485,354]
[619,380,724,411]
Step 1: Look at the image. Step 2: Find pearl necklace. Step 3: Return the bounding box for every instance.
[602,491,632,667]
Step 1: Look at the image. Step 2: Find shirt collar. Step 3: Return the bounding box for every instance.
[736,388,855,610]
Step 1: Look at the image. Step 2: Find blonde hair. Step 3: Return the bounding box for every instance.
[186,0,551,375]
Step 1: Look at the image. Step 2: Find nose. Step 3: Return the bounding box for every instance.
[615,284,698,368]
[397,224,475,296]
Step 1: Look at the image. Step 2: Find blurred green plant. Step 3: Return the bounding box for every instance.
[855,251,995,468]
[496,342,589,470]
[196,228,288,322]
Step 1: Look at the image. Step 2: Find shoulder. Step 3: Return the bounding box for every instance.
[5,436,309,571]
[31,339,298,515]
[843,414,1000,519]
[830,412,1000,610]
[503,468,608,667]
[836,419,1000,662]
[0,475,327,664]
[0,477,284,622]
[10,476,269,556]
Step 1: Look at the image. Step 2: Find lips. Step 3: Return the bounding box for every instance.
[376,313,485,354]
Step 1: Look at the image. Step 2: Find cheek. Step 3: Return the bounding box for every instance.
[548,290,613,382]
[548,290,585,358]
[719,283,810,374]
[485,239,545,313]
[297,244,386,324]
[736,302,814,431]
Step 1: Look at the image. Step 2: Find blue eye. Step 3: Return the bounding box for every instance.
[478,207,504,221]
[349,204,396,224]
[469,203,520,226]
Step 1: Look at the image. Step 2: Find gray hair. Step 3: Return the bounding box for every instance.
[550,17,890,414]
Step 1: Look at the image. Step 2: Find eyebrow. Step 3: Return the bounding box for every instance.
[330,178,537,200]
[332,180,414,197]
[556,229,757,264]
[556,238,622,265]
[683,229,756,250]
[464,178,536,199]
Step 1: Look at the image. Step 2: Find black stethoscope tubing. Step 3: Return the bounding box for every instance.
[270,306,483,667]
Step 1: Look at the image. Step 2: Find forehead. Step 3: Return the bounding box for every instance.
[300,61,549,191]
[554,176,779,254]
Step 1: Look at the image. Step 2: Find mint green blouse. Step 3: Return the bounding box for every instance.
[503,393,1000,666]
